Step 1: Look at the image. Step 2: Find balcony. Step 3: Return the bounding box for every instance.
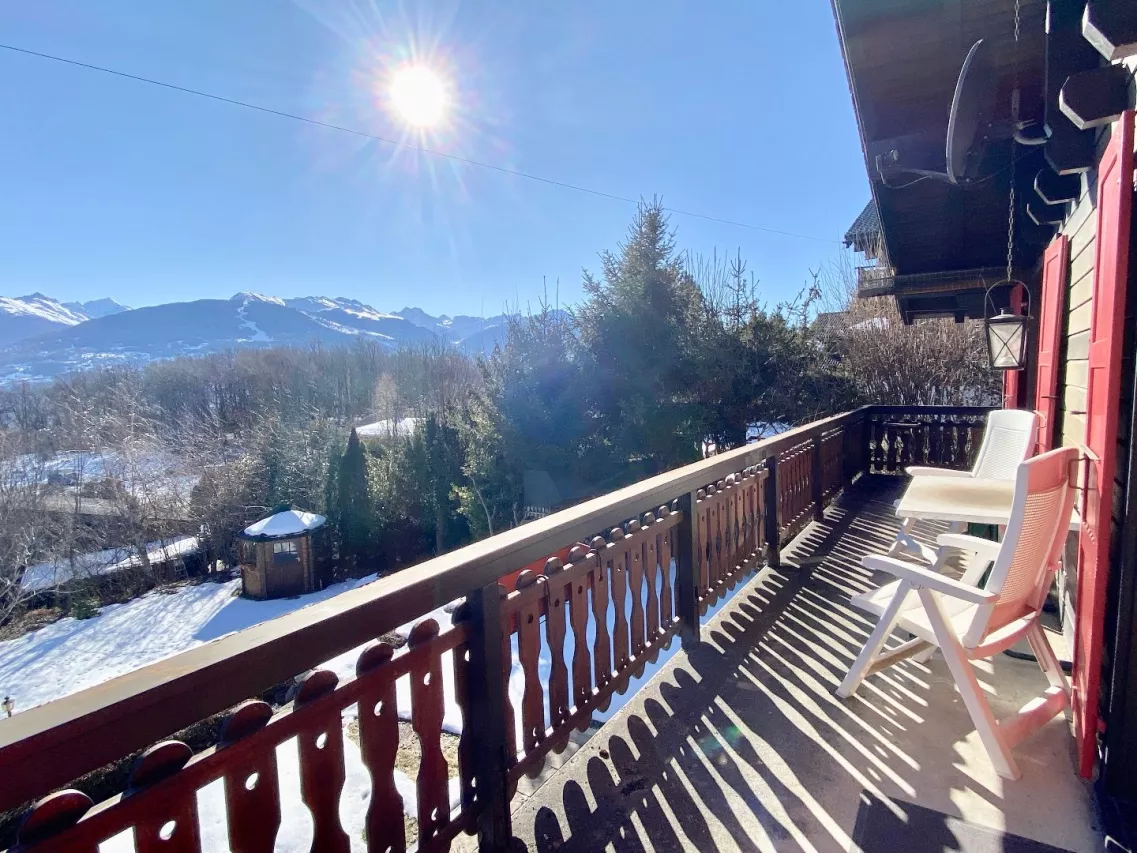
[0,407,1098,853]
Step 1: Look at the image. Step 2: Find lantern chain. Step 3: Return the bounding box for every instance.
[1006,0,1022,284]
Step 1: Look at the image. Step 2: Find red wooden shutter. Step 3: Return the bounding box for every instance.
[1074,109,1134,779]
[1035,236,1070,452]
[1002,284,1025,408]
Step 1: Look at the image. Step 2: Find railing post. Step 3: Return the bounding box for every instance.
[764,455,780,568]
[811,434,824,522]
[465,582,512,852]
[676,489,702,649]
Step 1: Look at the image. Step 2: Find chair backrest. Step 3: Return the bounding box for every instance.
[970,409,1039,480]
[962,445,1079,648]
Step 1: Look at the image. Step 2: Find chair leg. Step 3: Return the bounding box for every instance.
[889,505,918,557]
[837,580,912,698]
[917,587,1021,780]
[1027,623,1071,699]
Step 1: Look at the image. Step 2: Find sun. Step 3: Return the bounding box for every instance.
[388,65,450,129]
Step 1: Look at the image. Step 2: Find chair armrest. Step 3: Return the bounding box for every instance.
[906,466,972,478]
[862,554,997,605]
[936,533,1002,561]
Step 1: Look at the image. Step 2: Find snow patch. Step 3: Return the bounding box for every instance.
[20,536,201,591]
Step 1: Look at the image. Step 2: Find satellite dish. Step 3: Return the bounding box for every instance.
[947,40,997,184]
[875,39,1043,188]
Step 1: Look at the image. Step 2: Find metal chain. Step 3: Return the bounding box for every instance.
[1006,0,1022,283]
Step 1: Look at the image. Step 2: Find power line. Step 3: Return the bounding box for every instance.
[0,42,840,245]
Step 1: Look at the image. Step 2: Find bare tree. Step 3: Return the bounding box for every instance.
[817,252,1000,406]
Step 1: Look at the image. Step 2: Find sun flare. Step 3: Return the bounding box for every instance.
[389,65,450,129]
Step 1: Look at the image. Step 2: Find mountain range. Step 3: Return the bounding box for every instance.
[0,292,513,384]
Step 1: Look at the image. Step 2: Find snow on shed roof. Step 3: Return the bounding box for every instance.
[240,509,326,541]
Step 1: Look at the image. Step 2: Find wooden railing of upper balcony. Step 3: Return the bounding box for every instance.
[0,405,993,853]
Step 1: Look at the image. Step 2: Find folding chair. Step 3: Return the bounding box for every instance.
[837,446,1078,780]
[890,409,1039,559]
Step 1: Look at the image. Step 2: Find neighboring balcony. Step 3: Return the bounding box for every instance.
[0,407,1099,853]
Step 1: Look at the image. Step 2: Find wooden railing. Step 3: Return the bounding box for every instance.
[865,406,990,475]
[0,405,992,853]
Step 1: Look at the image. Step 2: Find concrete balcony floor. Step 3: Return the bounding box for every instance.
[508,477,1100,853]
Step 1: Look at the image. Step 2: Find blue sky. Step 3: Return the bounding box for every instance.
[0,1,868,317]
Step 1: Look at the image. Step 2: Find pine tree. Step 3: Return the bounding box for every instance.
[337,428,371,569]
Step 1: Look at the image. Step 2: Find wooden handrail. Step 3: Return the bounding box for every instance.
[0,404,989,814]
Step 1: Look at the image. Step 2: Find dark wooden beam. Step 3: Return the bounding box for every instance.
[1060,64,1135,130]
[1028,199,1068,226]
[1045,121,1097,175]
[1083,0,1137,62]
[1034,167,1082,204]
[1044,0,1102,175]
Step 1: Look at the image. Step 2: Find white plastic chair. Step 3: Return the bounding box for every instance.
[891,408,1039,559]
[907,408,1039,480]
[837,446,1078,780]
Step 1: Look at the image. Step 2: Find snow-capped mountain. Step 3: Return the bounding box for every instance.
[0,292,514,384]
[62,298,131,320]
[0,293,90,344]
[391,306,512,354]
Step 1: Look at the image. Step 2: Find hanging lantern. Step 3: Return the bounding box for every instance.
[984,281,1030,370]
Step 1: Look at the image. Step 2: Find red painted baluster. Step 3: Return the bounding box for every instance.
[515,571,547,753]
[565,545,594,713]
[695,491,710,604]
[355,643,405,853]
[408,620,451,844]
[608,529,630,672]
[641,514,660,640]
[447,611,475,812]
[625,522,646,658]
[543,558,571,729]
[13,790,95,853]
[221,701,281,853]
[129,741,200,853]
[294,670,351,853]
[589,535,613,692]
[657,508,674,627]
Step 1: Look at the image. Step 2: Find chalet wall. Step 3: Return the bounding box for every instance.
[1058,171,1096,451]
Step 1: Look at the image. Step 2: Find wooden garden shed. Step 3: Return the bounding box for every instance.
[237,507,329,600]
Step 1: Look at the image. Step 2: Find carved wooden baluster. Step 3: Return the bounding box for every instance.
[608,528,630,671]
[624,521,646,657]
[641,513,660,640]
[695,491,710,602]
[13,790,94,853]
[657,507,674,626]
[408,620,451,844]
[128,741,199,853]
[220,701,281,853]
[498,582,518,768]
[447,612,476,811]
[294,670,350,853]
[714,487,727,588]
[738,474,751,560]
[589,535,613,692]
[728,478,742,570]
[514,571,547,753]
[565,545,594,713]
[712,484,724,582]
[354,643,405,853]
[543,558,571,729]
[930,417,944,467]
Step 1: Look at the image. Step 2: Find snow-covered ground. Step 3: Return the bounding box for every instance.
[1,559,753,851]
